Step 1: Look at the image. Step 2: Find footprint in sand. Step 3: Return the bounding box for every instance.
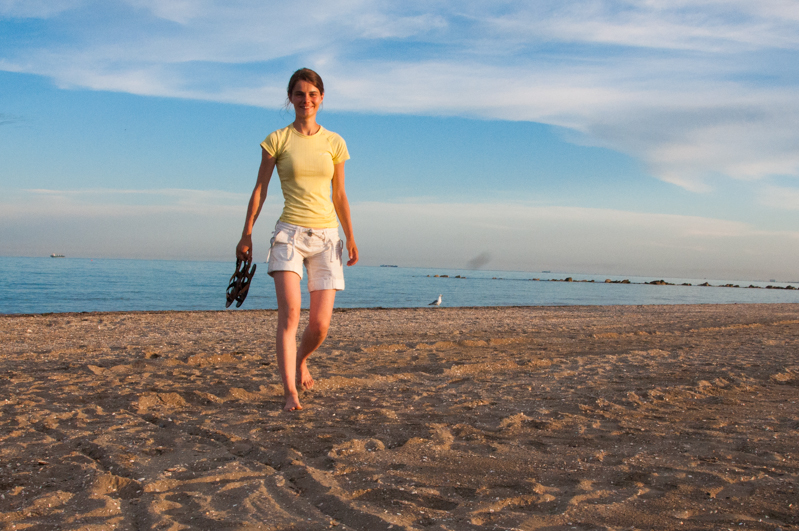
[136,392,188,413]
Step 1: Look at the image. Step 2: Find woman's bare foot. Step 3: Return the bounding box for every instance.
[284,393,303,412]
[297,360,314,390]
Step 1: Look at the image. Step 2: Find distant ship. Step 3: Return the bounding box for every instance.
[50,254,65,258]
[380,264,398,267]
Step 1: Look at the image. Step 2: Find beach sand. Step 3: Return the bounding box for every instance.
[1,304,798,530]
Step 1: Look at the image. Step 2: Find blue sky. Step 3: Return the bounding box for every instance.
[2,0,799,280]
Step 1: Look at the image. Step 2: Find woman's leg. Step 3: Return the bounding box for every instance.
[296,289,336,390]
[273,271,303,411]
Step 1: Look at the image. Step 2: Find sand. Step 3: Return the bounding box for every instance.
[1,304,798,530]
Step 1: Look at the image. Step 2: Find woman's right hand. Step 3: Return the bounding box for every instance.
[237,235,253,261]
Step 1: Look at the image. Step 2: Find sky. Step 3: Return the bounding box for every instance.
[2,0,799,280]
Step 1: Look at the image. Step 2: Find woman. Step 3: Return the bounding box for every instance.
[237,68,358,412]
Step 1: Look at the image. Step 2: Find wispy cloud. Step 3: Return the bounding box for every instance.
[0,112,23,125]
[351,200,799,278]
[1,188,250,219]
[759,184,799,210]
[2,1,799,191]
[25,187,246,201]
[0,0,85,18]
[484,1,799,52]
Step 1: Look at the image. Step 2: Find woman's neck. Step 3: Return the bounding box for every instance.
[293,117,320,136]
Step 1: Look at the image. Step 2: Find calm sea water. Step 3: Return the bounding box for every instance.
[1,257,798,315]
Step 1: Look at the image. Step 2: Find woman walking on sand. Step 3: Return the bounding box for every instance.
[237,68,358,411]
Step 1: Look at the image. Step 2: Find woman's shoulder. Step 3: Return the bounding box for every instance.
[261,125,294,156]
[266,124,294,140]
[318,127,347,148]
[318,127,349,162]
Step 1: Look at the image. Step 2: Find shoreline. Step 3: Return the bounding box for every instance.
[2,304,798,529]
[3,300,799,319]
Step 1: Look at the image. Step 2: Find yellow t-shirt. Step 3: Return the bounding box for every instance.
[261,125,350,229]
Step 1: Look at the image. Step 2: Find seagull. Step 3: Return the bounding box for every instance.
[429,294,442,306]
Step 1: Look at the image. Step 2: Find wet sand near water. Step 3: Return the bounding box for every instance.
[1,304,798,530]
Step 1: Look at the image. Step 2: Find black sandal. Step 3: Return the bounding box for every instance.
[226,257,256,308]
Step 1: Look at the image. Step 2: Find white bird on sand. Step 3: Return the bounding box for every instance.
[429,294,442,306]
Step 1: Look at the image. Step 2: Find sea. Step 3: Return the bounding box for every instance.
[1,256,798,315]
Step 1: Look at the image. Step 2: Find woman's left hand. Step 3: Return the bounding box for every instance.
[346,240,359,266]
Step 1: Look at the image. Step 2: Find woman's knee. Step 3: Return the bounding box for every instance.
[274,271,302,326]
[277,304,301,331]
[307,289,335,337]
[307,318,330,337]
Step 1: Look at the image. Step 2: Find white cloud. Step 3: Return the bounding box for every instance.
[0,0,86,18]
[2,0,799,191]
[350,11,447,39]
[3,187,243,212]
[3,188,249,216]
[122,0,209,24]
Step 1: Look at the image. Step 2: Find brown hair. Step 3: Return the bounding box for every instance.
[287,68,324,96]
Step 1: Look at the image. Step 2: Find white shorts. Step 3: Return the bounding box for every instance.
[266,221,345,291]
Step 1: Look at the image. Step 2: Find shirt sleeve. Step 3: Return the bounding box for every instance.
[330,133,350,164]
[260,130,280,158]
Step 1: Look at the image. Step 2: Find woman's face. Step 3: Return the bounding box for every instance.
[289,79,324,119]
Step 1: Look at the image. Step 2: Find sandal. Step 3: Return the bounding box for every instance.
[226,257,256,308]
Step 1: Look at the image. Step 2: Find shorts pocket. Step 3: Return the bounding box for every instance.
[272,230,292,245]
[336,239,344,263]
[269,229,296,262]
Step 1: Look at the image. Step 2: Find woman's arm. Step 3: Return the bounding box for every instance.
[331,161,359,266]
[237,148,276,261]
